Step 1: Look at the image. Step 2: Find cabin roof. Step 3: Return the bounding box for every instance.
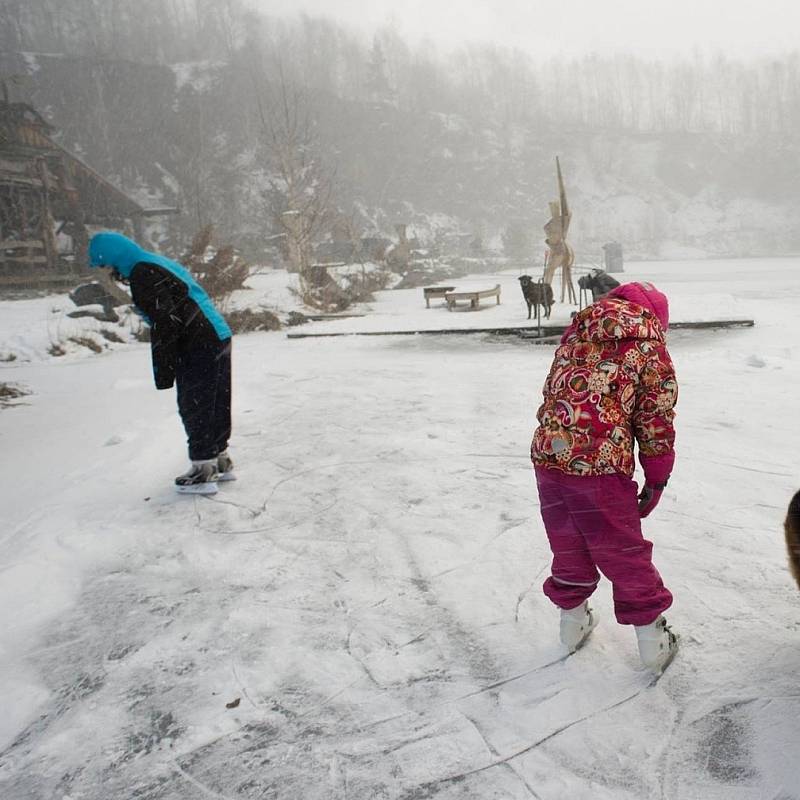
[0,102,174,222]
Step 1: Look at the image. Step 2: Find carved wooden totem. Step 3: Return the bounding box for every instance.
[542,157,576,304]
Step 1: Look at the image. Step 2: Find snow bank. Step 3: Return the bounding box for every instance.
[0,295,140,363]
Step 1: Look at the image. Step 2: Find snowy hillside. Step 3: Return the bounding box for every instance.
[2,45,800,261]
[1,258,798,798]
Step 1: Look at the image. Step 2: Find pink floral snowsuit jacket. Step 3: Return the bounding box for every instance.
[531,283,678,625]
[532,290,677,483]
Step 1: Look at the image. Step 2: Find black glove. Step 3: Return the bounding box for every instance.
[638,479,668,518]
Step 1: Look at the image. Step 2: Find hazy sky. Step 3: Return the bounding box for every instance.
[256,0,799,59]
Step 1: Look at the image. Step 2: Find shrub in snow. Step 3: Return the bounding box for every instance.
[287,312,309,326]
[295,263,393,312]
[182,225,251,305]
[68,336,103,354]
[225,307,281,333]
[0,382,29,407]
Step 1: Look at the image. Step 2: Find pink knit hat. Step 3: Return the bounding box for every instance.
[606,281,669,330]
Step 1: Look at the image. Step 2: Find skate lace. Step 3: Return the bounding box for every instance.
[661,620,677,646]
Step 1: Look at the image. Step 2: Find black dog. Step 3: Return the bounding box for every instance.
[518,275,554,321]
[577,270,621,303]
[786,490,800,589]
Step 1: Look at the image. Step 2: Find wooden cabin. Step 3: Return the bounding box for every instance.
[0,101,173,287]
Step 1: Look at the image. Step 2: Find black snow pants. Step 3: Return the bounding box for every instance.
[175,338,232,461]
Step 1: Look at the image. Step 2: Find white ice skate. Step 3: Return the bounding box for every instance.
[560,601,598,653]
[175,460,219,495]
[217,451,236,482]
[635,615,678,674]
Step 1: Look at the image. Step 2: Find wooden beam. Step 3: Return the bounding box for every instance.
[137,206,180,217]
[2,255,49,263]
[0,158,33,173]
[36,157,58,267]
[288,325,560,339]
[0,239,45,250]
[0,273,79,287]
[556,155,570,236]
[304,313,367,320]
[517,320,756,337]
[671,319,755,330]
[0,173,43,187]
[287,319,755,340]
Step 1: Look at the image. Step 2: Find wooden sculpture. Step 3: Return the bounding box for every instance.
[542,157,576,304]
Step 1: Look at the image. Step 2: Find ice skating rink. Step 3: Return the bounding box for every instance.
[1,258,798,799]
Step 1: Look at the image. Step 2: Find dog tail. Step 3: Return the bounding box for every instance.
[785,490,800,589]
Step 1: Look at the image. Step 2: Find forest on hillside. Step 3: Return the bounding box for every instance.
[3,0,800,260]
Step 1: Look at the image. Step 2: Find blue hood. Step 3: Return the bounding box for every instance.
[88,232,231,340]
[88,232,149,278]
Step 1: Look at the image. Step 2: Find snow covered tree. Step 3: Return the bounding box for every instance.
[366,37,392,103]
[258,69,335,290]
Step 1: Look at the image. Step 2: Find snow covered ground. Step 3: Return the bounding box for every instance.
[0,294,142,364]
[1,258,799,799]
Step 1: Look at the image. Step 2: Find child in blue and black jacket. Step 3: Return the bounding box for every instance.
[89,232,234,494]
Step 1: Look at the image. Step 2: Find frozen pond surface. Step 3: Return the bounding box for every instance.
[1,258,799,798]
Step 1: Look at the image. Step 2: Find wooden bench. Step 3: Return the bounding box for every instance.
[423,285,456,307]
[445,284,501,311]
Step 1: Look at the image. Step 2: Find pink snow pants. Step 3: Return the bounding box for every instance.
[535,467,672,626]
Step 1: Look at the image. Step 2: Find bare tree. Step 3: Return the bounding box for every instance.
[256,64,336,297]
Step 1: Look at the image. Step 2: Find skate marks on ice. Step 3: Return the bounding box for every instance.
[0,475,669,797]
[0,492,507,796]
[124,655,659,800]
[693,700,758,784]
[7,327,800,798]
[395,659,684,800]
[0,584,497,796]
[661,689,800,800]
[0,565,200,798]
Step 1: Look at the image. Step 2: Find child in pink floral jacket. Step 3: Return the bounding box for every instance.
[531,282,679,673]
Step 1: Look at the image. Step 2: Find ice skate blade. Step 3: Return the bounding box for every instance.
[652,646,678,675]
[646,635,680,678]
[562,614,598,654]
[568,630,593,654]
[218,472,237,482]
[175,482,218,495]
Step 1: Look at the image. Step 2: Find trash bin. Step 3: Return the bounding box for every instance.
[602,242,624,273]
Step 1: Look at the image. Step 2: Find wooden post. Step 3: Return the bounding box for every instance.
[71,219,89,272]
[132,214,145,243]
[35,157,58,270]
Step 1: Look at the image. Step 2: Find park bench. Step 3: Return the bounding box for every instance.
[445,284,501,311]
[423,285,456,307]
